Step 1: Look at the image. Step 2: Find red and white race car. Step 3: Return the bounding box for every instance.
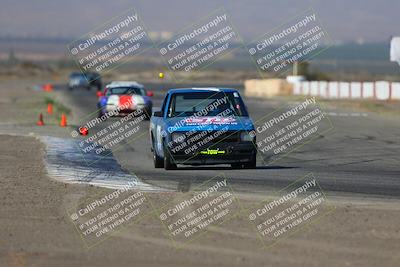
[97,81,153,119]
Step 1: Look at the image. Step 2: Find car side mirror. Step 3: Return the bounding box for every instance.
[146,91,154,97]
[153,111,162,117]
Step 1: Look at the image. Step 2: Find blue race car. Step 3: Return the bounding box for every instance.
[150,88,257,170]
[97,81,153,120]
[68,72,90,90]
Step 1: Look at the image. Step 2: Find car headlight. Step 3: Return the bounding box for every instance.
[240,131,255,142]
[171,132,186,143]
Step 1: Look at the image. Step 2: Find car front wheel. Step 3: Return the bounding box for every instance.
[153,151,164,168]
[144,107,152,120]
[243,153,257,169]
[163,142,177,170]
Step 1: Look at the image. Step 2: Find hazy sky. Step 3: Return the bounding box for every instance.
[0,0,398,42]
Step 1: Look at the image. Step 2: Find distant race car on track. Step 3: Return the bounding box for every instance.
[97,81,153,119]
[150,88,257,170]
[68,72,102,91]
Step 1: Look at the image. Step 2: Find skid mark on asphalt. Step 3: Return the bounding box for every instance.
[40,136,166,191]
[324,112,368,117]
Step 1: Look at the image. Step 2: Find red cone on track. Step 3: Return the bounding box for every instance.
[47,103,53,114]
[60,113,67,127]
[37,113,44,126]
[42,84,53,92]
[79,127,88,136]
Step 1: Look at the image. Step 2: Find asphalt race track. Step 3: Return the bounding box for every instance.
[61,83,400,199]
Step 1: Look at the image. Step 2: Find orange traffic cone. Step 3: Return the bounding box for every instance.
[42,84,53,92]
[37,113,44,126]
[47,103,53,114]
[60,113,67,127]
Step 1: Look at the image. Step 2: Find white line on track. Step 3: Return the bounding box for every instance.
[40,136,167,191]
[324,112,368,117]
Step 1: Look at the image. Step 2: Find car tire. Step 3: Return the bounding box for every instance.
[243,153,257,169]
[98,109,105,118]
[144,107,152,120]
[151,135,164,168]
[163,142,177,170]
[153,150,164,168]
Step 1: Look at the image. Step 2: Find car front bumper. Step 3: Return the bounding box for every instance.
[169,142,256,165]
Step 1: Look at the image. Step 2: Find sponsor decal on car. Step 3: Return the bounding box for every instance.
[199,148,226,155]
[184,117,237,125]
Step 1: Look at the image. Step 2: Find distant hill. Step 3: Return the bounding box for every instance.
[0,37,398,78]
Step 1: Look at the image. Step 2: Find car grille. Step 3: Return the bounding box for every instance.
[186,131,240,145]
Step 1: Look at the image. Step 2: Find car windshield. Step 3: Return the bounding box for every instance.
[167,91,248,118]
[106,86,145,96]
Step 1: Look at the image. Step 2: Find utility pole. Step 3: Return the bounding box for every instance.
[293,61,298,76]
